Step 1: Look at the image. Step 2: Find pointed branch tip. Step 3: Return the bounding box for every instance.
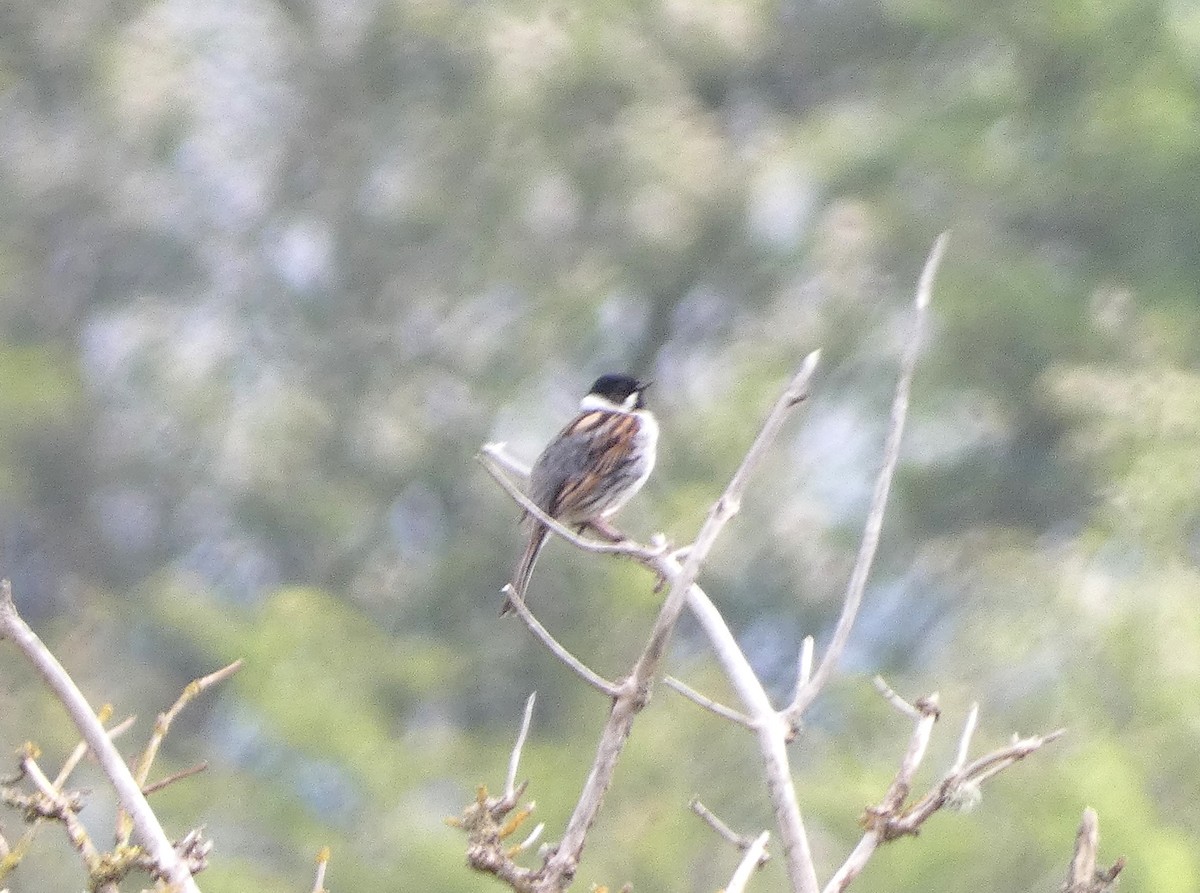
[916,232,950,310]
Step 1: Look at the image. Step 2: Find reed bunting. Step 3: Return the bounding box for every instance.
[502,373,658,615]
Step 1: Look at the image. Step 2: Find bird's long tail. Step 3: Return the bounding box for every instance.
[501,521,549,616]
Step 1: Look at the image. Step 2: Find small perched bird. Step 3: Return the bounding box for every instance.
[502,373,658,615]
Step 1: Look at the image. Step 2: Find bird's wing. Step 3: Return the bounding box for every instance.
[531,411,641,519]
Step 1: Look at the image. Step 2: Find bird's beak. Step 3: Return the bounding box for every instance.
[637,379,653,392]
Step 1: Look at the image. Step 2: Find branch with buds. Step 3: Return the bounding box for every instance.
[824,681,1065,893]
[0,579,240,892]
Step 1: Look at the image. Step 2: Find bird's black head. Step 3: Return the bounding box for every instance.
[589,373,650,410]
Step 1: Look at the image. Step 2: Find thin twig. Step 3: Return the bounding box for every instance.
[689,798,760,851]
[822,692,940,893]
[506,693,537,803]
[535,351,822,893]
[872,675,922,720]
[500,585,621,698]
[889,727,1065,835]
[142,761,209,796]
[792,636,814,701]
[20,750,101,870]
[724,831,771,893]
[878,693,940,815]
[516,821,545,853]
[0,581,201,893]
[312,846,331,893]
[789,233,947,723]
[952,703,979,773]
[1063,807,1125,893]
[664,677,754,729]
[0,713,137,887]
[117,658,243,846]
[53,714,137,790]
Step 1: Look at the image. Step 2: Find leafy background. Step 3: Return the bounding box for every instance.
[2,0,1199,890]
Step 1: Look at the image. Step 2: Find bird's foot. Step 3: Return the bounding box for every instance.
[584,517,626,542]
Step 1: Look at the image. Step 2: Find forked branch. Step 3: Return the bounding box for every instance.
[1062,808,1124,893]
[473,234,1062,893]
[824,682,1063,893]
[477,352,822,893]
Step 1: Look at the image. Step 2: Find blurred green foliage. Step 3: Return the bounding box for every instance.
[1,0,1199,890]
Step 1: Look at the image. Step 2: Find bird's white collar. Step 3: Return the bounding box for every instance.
[579,392,639,412]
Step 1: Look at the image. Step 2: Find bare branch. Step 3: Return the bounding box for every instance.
[475,242,961,893]
[791,636,814,703]
[117,657,243,847]
[826,697,1065,893]
[312,846,331,893]
[1062,808,1125,893]
[664,676,753,729]
[1,713,136,888]
[171,827,214,876]
[790,233,947,722]
[872,675,923,721]
[878,694,941,816]
[724,831,771,893]
[952,703,980,773]
[1067,808,1098,890]
[142,761,209,796]
[822,692,940,893]
[950,727,1066,790]
[0,580,202,893]
[454,785,539,892]
[506,693,537,803]
[893,728,1065,835]
[53,714,136,790]
[690,799,762,852]
[500,586,621,698]
[19,749,102,870]
[535,351,822,893]
[682,579,818,892]
[516,821,545,853]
